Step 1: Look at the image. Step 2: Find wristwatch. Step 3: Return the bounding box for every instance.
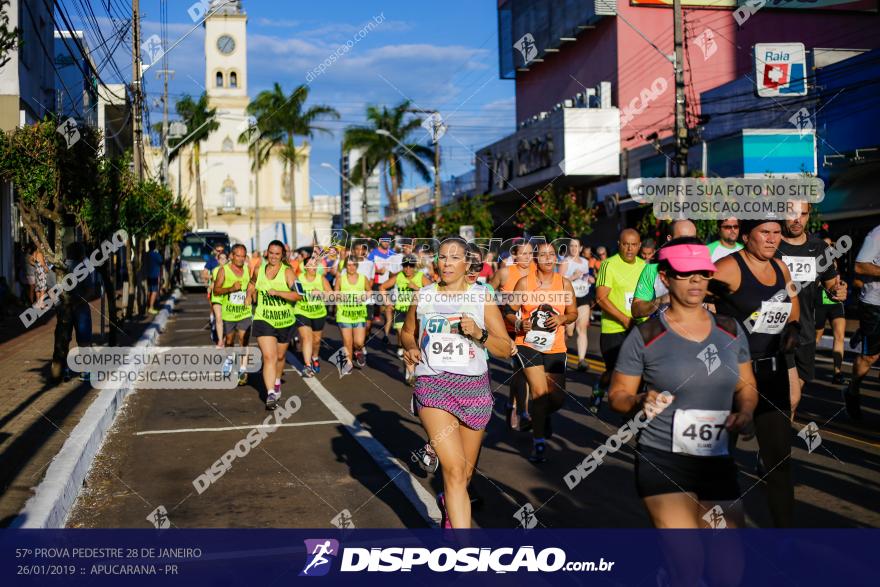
[477,328,489,344]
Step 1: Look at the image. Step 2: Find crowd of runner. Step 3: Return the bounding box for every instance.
[193,210,875,530]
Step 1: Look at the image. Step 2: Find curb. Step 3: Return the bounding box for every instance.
[12,289,182,529]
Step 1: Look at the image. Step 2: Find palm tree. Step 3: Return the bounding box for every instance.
[237,116,273,251]
[343,100,434,217]
[169,92,218,228]
[246,83,339,247]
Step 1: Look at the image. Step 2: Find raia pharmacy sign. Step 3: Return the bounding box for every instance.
[755,43,807,97]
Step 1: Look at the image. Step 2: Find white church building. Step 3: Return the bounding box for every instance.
[150,0,334,250]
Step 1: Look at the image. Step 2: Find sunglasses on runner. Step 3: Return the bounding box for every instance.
[668,270,713,281]
[720,224,739,230]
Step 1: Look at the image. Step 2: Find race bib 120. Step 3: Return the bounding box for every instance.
[782,255,817,282]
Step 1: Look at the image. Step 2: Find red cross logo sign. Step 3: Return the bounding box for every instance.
[763,63,789,89]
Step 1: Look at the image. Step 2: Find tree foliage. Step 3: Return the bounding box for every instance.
[434,194,494,239]
[515,187,596,241]
[343,100,433,216]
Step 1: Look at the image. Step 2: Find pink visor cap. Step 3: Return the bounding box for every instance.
[658,244,717,273]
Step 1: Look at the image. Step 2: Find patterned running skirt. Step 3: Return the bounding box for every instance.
[413,371,493,431]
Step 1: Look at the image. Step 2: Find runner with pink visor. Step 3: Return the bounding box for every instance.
[658,243,718,274]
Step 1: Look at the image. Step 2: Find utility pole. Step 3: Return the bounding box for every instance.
[673,0,688,178]
[131,0,143,180]
[156,69,174,185]
[361,154,369,230]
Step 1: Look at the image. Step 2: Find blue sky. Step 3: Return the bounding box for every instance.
[65,0,515,199]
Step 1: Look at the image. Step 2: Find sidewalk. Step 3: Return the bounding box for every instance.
[0,297,155,526]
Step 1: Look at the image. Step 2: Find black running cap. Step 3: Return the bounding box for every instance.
[739,218,782,236]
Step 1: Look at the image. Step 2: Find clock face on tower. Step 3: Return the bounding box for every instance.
[217,35,235,55]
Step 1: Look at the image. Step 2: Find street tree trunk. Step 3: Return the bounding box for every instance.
[388,156,400,217]
[194,142,204,229]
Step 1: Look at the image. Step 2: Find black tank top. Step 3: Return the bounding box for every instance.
[714,251,790,359]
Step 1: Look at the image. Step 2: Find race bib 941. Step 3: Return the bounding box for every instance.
[427,333,470,367]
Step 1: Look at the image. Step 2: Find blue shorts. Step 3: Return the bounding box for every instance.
[338,322,367,329]
[147,277,160,293]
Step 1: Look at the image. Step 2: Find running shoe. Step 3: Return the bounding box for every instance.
[577,359,589,372]
[842,387,863,421]
[528,441,547,463]
[237,371,248,386]
[849,329,863,350]
[62,368,72,383]
[266,392,279,411]
[590,381,604,414]
[302,366,315,378]
[437,493,452,529]
[148,307,159,315]
[518,412,532,432]
[417,443,439,474]
[312,358,320,374]
[354,351,366,369]
[831,372,847,386]
[380,333,389,344]
[397,347,405,358]
[340,359,353,376]
[79,371,90,384]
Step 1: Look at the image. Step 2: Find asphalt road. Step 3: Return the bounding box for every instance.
[67,292,880,528]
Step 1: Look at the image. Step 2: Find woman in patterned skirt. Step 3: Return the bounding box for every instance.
[400,237,512,529]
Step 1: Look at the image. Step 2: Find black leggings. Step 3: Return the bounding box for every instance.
[531,385,565,439]
[509,358,528,413]
[753,357,794,528]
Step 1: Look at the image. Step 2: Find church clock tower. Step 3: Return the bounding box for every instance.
[204,0,247,110]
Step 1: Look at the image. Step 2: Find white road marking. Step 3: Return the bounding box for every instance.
[135,420,341,436]
[286,351,441,526]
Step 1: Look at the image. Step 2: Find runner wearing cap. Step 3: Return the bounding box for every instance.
[611,242,757,528]
[631,220,698,320]
[508,242,577,463]
[710,219,801,527]
[400,237,513,528]
[381,253,431,385]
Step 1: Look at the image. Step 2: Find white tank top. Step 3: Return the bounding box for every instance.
[415,283,489,377]
[564,256,591,297]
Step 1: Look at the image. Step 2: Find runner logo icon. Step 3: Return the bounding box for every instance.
[300,539,340,577]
